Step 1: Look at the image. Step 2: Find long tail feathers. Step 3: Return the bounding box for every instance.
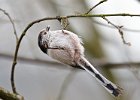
[78,57,122,97]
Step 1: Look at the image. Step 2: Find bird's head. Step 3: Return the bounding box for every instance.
[38,26,50,54]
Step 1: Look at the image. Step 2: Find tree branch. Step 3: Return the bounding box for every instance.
[0,86,23,100]
[0,8,18,42]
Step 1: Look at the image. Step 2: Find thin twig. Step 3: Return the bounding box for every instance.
[10,13,140,94]
[102,17,131,46]
[0,8,18,42]
[0,86,24,100]
[85,0,108,14]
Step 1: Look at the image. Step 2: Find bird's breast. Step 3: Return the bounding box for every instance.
[48,48,75,65]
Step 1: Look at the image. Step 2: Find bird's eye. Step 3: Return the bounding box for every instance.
[44,32,47,35]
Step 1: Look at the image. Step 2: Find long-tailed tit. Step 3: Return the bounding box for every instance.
[38,26,122,97]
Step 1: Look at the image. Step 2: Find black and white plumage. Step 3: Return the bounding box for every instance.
[38,26,122,97]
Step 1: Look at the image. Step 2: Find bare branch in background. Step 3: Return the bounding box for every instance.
[85,0,108,14]
[102,17,131,46]
[57,69,77,100]
[1,53,140,69]
[0,8,18,42]
[0,86,24,100]
[103,62,140,68]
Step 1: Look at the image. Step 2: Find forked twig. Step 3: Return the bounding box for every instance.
[102,17,131,46]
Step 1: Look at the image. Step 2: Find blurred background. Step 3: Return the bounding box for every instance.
[0,0,140,100]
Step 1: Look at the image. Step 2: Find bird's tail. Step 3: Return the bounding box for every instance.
[77,57,122,97]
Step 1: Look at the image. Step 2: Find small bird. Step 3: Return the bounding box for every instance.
[38,26,122,97]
